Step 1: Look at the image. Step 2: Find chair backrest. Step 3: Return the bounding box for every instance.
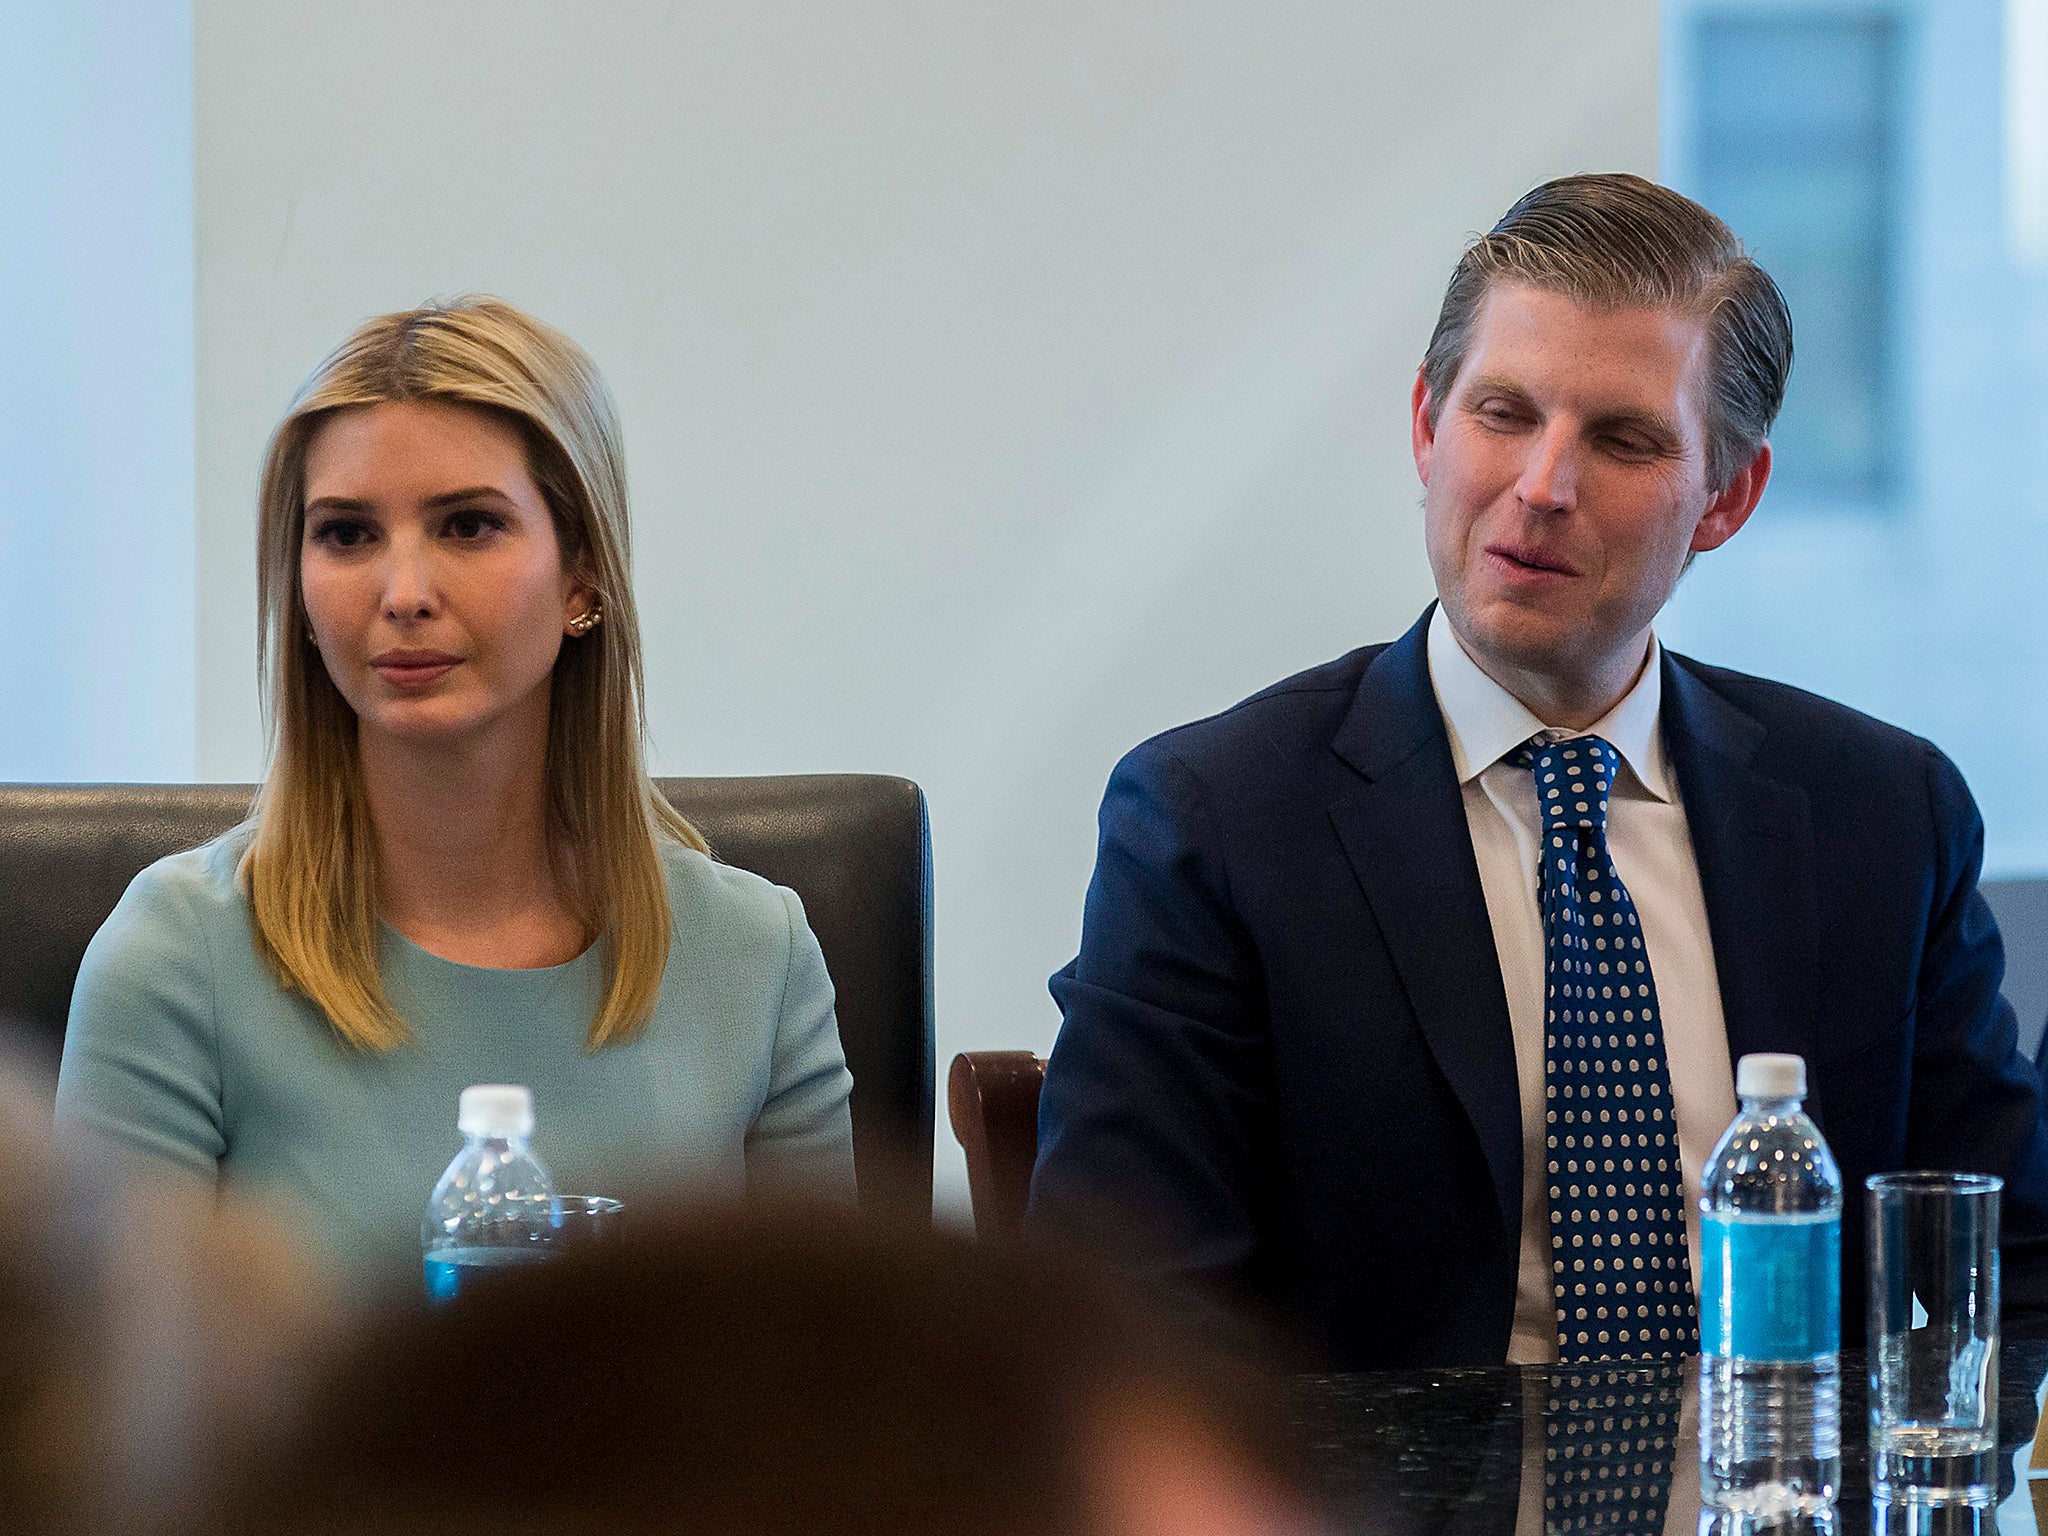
[947,1050,1046,1239]
[1982,877,2048,1065]
[0,778,934,1216]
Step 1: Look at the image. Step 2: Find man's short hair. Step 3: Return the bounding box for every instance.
[1420,173,1793,492]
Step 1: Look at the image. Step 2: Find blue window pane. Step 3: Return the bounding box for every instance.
[1663,0,2048,882]
[1690,13,1900,502]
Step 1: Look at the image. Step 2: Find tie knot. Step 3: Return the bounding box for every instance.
[1512,734,1619,831]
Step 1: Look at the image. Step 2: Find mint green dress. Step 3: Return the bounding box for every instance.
[54,824,856,1298]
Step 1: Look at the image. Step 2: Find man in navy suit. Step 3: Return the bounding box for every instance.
[1030,174,2048,1370]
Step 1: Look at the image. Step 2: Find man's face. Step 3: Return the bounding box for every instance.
[1412,280,1767,699]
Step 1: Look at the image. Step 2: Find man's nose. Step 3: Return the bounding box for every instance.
[1516,424,1579,514]
[379,534,440,621]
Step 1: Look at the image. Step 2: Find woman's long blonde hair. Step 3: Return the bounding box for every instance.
[243,296,708,1052]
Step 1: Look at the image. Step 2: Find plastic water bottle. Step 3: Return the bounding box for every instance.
[1699,1052,1843,1515]
[421,1084,562,1302]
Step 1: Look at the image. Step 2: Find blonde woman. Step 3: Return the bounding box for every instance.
[56,299,855,1291]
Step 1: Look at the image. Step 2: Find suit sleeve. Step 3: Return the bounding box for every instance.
[54,868,226,1183]
[1908,743,2048,1314]
[1028,738,1272,1291]
[744,885,857,1204]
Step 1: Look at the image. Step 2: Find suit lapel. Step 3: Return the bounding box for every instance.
[1327,612,1523,1239]
[1660,653,1825,1116]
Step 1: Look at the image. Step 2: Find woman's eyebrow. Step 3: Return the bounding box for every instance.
[422,486,517,509]
[304,496,371,516]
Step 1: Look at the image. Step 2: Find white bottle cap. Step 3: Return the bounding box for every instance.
[1735,1053,1806,1100]
[458,1084,535,1139]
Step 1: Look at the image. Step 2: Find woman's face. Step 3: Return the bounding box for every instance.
[299,398,591,757]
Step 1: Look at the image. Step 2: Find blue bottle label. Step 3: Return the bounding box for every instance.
[1698,1210,1840,1360]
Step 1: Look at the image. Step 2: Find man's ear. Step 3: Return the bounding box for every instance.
[1691,441,1772,553]
[1411,367,1437,486]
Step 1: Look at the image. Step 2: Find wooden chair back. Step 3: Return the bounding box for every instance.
[946,1050,1046,1239]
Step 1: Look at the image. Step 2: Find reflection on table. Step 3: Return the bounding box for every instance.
[1295,1335,2048,1536]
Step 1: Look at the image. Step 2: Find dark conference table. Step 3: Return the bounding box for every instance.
[1296,1336,2048,1536]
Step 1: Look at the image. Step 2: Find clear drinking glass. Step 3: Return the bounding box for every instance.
[1871,1497,1997,1536]
[1866,1172,2002,1506]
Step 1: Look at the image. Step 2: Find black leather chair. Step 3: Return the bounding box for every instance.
[0,778,934,1216]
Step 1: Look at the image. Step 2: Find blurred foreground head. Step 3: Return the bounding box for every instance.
[218,1207,1321,1536]
[0,1028,334,1536]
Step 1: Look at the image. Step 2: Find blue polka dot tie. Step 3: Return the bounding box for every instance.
[1511,734,1699,1364]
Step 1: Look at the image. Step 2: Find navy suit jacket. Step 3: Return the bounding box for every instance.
[1031,610,2048,1370]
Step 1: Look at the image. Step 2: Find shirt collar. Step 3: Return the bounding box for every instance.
[1425,604,1673,802]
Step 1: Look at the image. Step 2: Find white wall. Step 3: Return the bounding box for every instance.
[1,0,194,780]
[192,0,1659,1214]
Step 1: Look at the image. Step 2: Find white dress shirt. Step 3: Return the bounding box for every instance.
[1424,606,1738,1364]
